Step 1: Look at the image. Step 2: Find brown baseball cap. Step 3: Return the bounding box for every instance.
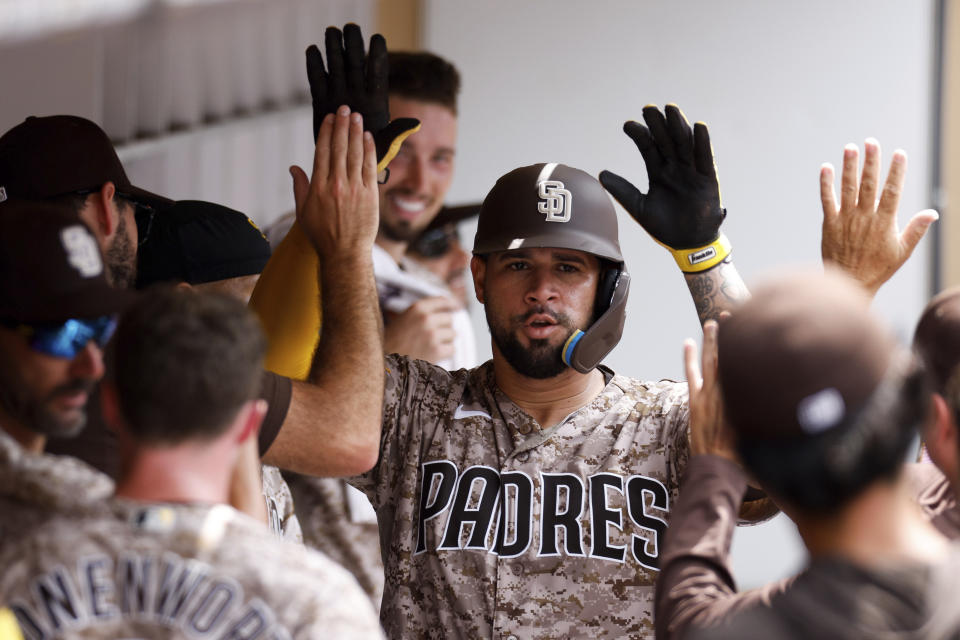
[717,270,926,511]
[0,115,172,209]
[0,199,136,324]
[718,270,896,442]
[913,287,960,395]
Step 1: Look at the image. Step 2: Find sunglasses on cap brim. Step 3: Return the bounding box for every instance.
[2,316,118,359]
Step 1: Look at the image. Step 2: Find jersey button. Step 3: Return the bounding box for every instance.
[517,422,531,435]
[506,635,519,640]
[515,451,530,463]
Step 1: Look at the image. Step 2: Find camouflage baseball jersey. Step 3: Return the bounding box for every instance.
[261,464,303,543]
[284,474,385,610]
[0,427,113,553]
[351,356,690,639]
[0,500,384,639]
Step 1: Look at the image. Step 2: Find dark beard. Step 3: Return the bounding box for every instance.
[379,218,422,243]
[106,211,137,289]
[0,354,93,439]
[487,305,577,379]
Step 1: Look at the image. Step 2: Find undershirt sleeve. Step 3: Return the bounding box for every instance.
[258,369,293,456]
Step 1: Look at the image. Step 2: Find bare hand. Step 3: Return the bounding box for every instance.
[292,105,379,258]
[684,320,737,461]
[384,296,458,363]
[821,139,938,298]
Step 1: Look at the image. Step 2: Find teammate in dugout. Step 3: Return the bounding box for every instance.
[265,42,470,611]
[653,138,953,640]
[134,199,303,543]
[263,30,773,633]
[910,288,960,538]
[0,287,382,639]
[0,202,131,547]
[676,272,960,640]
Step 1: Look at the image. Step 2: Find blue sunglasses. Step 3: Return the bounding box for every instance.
[12,316,118,359]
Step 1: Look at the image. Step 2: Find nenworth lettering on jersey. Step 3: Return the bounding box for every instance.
[416,459,669,570]
[9,550,292,640]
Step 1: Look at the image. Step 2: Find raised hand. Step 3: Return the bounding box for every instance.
[820,139,938,298]
[293,106,379,257]
[306,23,420,173]
[684,320,736,461]
[601,104,730,273]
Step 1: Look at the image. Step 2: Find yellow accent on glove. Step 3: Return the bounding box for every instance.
[248,222,321,381]
[0,608,24,640]
[656,233,732,273]
[377,121,420,174]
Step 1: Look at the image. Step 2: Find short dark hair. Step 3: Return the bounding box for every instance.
[388,51,461,114]
[49,188,137,219]
[109,287,265,445]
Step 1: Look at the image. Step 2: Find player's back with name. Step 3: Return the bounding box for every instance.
[0,501,383,640]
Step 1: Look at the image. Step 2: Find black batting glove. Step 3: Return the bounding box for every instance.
[600,104,730,272]
[306,23,420,174]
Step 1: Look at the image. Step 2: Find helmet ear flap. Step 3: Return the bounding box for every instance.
[593,262,621,323]
[563,269,630,373]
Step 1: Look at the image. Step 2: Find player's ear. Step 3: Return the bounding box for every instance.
[235,399,267,444]
[470,256,486,304]
[925,393,960,481]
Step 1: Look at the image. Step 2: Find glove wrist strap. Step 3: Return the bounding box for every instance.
[659,233,732,273]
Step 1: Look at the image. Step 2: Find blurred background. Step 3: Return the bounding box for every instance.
[1,0,957,587]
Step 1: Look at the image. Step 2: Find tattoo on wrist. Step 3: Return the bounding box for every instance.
[685,258,747,325]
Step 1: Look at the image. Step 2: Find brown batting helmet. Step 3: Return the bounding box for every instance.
[473,162,630,373]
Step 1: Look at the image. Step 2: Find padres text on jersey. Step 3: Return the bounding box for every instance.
[416,461,668,570]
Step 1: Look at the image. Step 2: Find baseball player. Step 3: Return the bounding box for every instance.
[135,199,302,543]
[253,35,766,632]
[0,287,382,639]
[261,46,472,369]
[352,150,759,638]
[0,201,131,547]
[259,29,471,610]
[250,27,768,636]
[669,272,960,640]
[817,138,960,538]
[653,139,952,639]
[910,289,960,537]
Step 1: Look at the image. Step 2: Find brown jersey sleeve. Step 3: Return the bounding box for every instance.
[654,455,792,640]
[257,370,292,457]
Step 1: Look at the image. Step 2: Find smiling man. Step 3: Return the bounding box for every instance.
[372,51,477,370]
[351,101,762,637]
